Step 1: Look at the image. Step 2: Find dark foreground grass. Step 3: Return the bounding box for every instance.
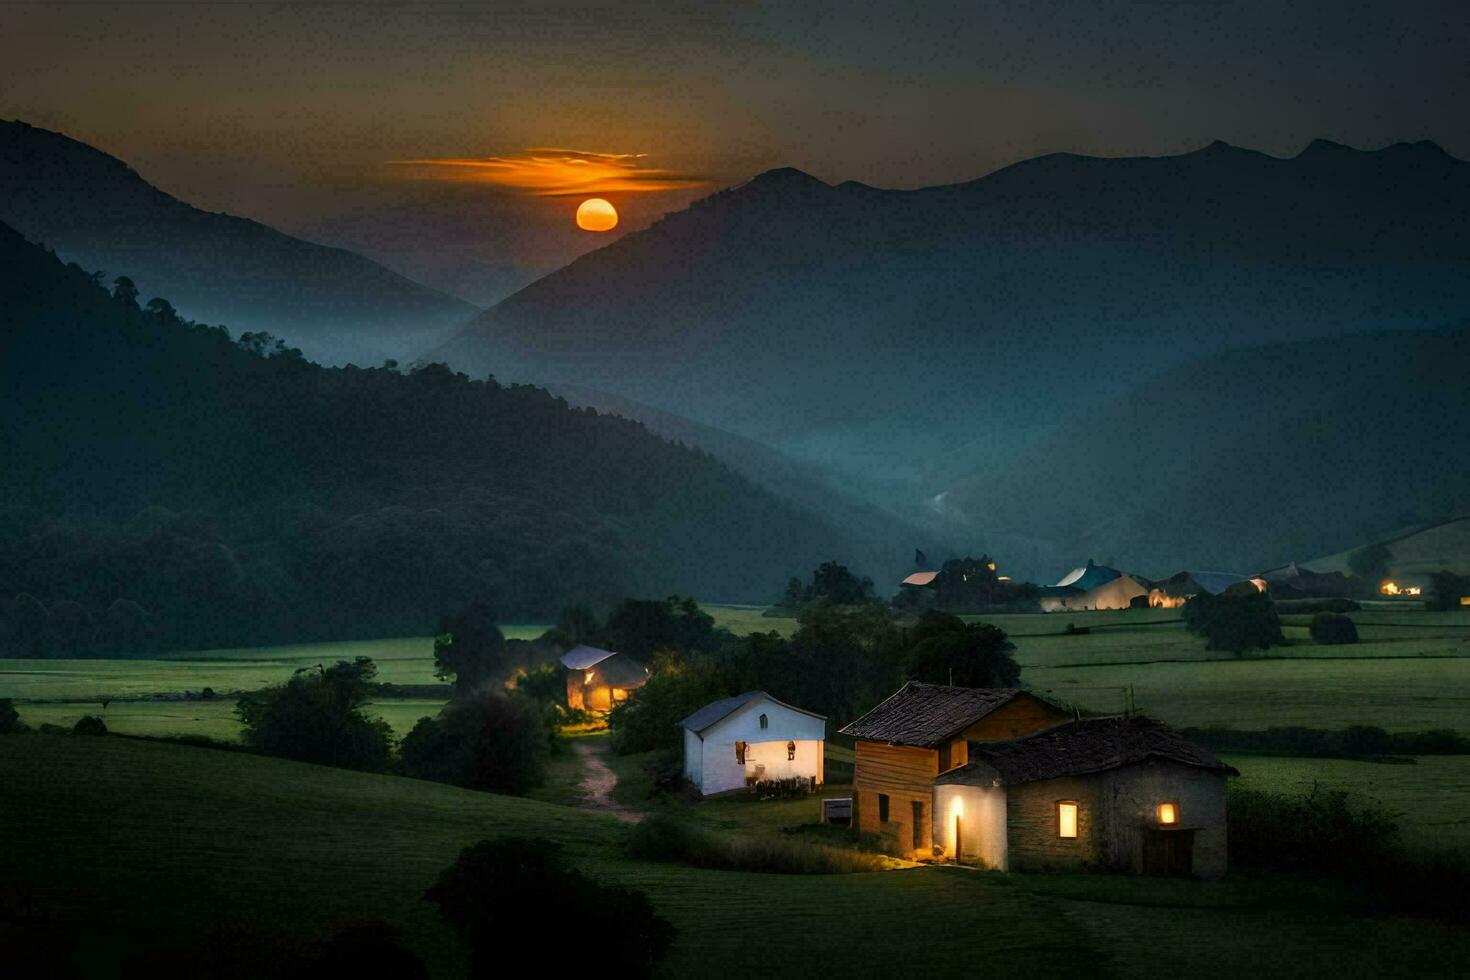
[0,735,1097,977]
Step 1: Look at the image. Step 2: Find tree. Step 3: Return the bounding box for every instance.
[1183,591,1284,654]
[904,611,1021,687]
[1309,612,1359,645]
[72,715,108,736]
[236,657,393,770]
[806,560,877,605]
[434,603,506,696]
[0,698,22,734]
[602,595,721,661]
[425,838,674,978]
[1348,542,1393,583]
[399,690,549,794]
[145,296,180,325]
[111,275,139,307]
[607,648,733,754]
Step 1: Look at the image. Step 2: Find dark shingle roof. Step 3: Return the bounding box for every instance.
[936,717,1238,786]
[678,691,825,734]
[838,682,1037,747]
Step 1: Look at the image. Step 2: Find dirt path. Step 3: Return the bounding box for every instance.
[572,739,644,823]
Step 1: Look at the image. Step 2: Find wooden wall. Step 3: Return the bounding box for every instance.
[852,741,936,855]
[959,696,1069,742]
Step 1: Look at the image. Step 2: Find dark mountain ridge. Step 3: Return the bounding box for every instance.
[0,222,888,653]
[0,120,478,366]
[440,138,1470,478]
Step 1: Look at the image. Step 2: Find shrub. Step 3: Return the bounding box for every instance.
[627,813,889,874]
[904,611,1021,687]
[72,715,108,736]
[426,838,674,977]
[236,657,393,771]
[399,690,549,794]
[1309,612,1359,645]
[1182,591,1283,654]
[0,698,22,734]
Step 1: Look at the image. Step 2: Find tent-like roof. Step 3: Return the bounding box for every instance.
[1051,559,1122,593]
[839,682,1045,747]
[936,717,1238,787]
[559,644,619,670]
[902,570,940,587]
[678,691,826,734]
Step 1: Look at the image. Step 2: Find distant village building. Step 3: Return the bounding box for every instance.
[559,644,649,713]
[934,717,1236,878]
[679,692,826,796]
[840,683,1071,856]
[1039,560,1147,612]
[1254,561,1354,600]
[1147,570,1265,608]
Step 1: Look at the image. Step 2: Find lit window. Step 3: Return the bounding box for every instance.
[759,713,768,729]
[787,740,796,760]
[1158,802,1178,825]
[1057,801,1078,838]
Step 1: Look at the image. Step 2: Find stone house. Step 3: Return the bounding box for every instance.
[933,717,1237,878]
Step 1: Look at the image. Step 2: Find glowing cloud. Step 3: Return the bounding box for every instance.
[386,148,708,196]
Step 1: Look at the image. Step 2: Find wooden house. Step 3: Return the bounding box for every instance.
[839,683,1071,857]
[559,644,649,713]
[679,692,826,796]
[934,717,1237,878]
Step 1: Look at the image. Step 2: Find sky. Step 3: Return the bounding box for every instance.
[2,0,1466,305]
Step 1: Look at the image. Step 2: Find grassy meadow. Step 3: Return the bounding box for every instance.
[5,735,1469,979]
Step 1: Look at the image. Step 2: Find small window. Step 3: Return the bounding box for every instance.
[735,741,747,764]
[1057,801,1079,839]
[878,793,890,823]
[1158,802,1178,825]
[759,713,768,729]
[786,740,796,761]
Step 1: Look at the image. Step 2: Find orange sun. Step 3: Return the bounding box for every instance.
[575,197,618,232]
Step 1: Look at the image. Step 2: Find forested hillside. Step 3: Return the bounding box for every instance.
[0,223,872,655]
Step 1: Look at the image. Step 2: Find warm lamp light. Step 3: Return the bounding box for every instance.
[1158,802,1178,825]
[1058,801,1078,838]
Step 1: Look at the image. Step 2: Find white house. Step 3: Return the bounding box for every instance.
[678,691,826,796]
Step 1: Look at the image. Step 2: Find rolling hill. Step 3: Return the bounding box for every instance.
[0,120,478,366]
[942,328,1470,578]
[438,139,1470,498]
[0,221,894,653]
[1308,516,1470,578]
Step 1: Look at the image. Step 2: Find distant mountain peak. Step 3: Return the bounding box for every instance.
[730,167,833,197]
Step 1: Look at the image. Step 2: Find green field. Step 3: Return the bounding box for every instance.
[1226,754,1470,854]
[4,735,1468,978]
[14,696,448,741]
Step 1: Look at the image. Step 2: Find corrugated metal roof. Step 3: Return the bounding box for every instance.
[936,717,1238,786]
[838,682,1034,747]
[678,691,826,733]
[559,644,619,670]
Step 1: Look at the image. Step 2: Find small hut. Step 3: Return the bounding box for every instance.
[679,692,826,796]
[560,644,649,713]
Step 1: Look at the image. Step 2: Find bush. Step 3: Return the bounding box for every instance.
[608,649,733,754]
[72,715,108,736]
[1229,784,1468,922]
[1309,612,1359,645]
[236,657,393,771]
[0,698,22,734]
[426,838,674,977]
[399,690,549,795]
[1182,591,1283,654]
[904,611,1021,687]
[627,813,890,874]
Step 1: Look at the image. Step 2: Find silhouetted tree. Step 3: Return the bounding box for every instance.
[0,698,21,734]
[236,656,392,770]
[434,603,507,696]
[1183,591,1284,654]
[425,839,674,978]
[111,275,139,307]
[1310,612,1359,645]
[602,595,721,661]
[399,690,549,794]
[904,610,1020,687]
